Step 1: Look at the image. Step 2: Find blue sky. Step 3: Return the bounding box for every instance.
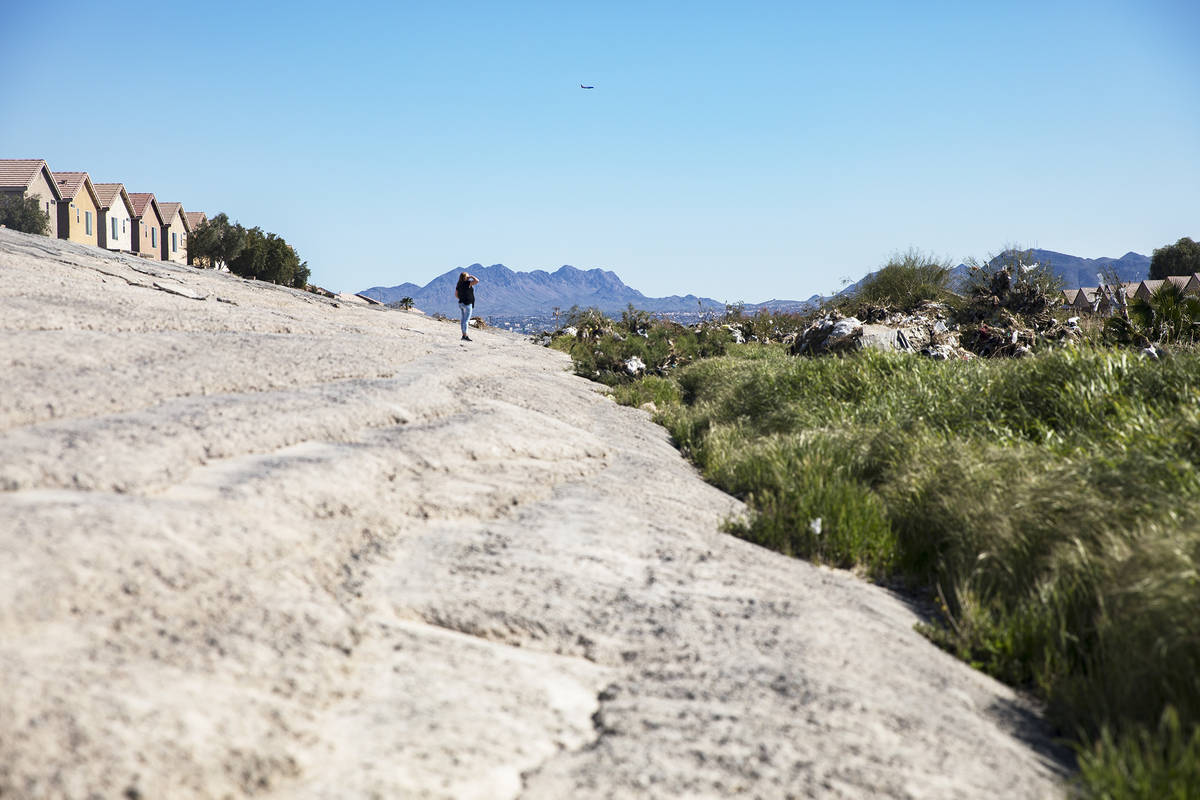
[2,1,1197,302]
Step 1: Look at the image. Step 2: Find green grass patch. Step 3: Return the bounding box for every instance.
[615,344,1200,798]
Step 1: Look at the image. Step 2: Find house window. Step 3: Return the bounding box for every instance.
[151,228,157,247]
[75,205,79,222]
[85,211,92,235]
[122,219,126,233]
[172,232,177,252]
[112,217,118,239]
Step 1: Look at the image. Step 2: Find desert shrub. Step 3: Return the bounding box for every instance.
[841,247,954,312]
[720,301,819,342]
[549,305,734,385]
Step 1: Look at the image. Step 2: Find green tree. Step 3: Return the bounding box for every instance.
[0,194,50,235]
[397,296,415,310]
[227,227,308,288]
[189,212,247,270]
[227,226,267,279]
[1149,237,1200,280]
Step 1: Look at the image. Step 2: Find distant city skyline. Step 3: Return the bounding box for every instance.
[2,0,1196,303]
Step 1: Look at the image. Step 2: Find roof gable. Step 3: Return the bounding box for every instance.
[53,172,102,210]
[127,192,164,225]
[0,159,63,200]
[183,211,207,229]
[158,202,187,230]
[93,183,135,215]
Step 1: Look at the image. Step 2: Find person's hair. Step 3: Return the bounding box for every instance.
[459,272,468,281]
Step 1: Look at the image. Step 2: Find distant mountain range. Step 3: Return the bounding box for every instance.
[949,249,1150,289]
[360,249,1150,318]
[362,263,735,317]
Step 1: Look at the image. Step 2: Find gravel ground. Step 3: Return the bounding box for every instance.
[0,229,1068,798]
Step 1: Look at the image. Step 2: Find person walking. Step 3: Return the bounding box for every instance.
[455,271,480,341]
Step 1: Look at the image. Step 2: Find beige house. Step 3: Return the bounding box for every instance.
[1071,283,1137,313]
[0,159,62,237]
[1072,288,1100,313]
[183,211,207,266]
[93,183,136,252]
[127,193,164,260]
[1061,288,1080,307]
[157,202,189,264]
[53,172,101,247]
[1134,280,1165,302]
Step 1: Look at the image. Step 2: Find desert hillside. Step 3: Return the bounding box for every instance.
[0,229,1066,798]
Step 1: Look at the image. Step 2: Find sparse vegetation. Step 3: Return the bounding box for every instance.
[547,304,741,384]
[548,246,1200,798]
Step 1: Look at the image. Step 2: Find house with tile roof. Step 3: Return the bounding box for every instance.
[92,183,135,252]
[1061,288,1080,307]
[156,202,189,264]
[1134,279,1166,302]
[1071,282,1138,313]
[52,171,102,247]
[0,159,62,237]
[1164,274,1200,295]
[127,193,164,260]
[183,210,206,231]
[1072,288,1100,313]
[183,211,207,266]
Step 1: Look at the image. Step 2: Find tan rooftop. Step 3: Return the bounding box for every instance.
[127,192,157,217]
[92,183,125,209]
[0,159,55,192]
[158,202,183,223]
[52,171,91,201]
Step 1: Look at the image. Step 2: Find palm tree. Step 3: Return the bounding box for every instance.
[398,296,415,311]
[1104,282,1200,345]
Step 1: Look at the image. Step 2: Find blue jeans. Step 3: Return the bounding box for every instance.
[459,302,473,336]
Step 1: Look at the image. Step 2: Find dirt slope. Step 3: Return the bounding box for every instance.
[0,229,1067,798]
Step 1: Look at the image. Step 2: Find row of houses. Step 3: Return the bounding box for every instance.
[0,158,207,265]
[1061,275,1200,313]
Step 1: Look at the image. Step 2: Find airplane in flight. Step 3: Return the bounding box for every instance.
[580,84,594,89]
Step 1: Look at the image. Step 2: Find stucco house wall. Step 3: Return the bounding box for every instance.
[0,159,62,237]
[25,168,61,238]
[54,173,100,247]
[157,202,189,264]
[94,184,134,252]
[128,193,163,260]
